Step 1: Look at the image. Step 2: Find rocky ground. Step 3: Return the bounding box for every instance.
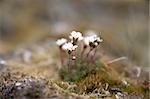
[0,38,149,99]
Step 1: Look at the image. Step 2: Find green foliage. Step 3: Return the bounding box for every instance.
[59,58,102,82]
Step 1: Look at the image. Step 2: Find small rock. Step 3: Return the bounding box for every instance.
[0,59,7,65]
[15,82,22,86]
[1,77,46,98]
[0,59,7,72]
[22,50,32,63]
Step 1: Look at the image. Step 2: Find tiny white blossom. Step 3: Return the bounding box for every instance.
[83,36,90,46]
[72,45,78,51]
[85,30,103,43]
[56,38,67,46]
[83,34,103,48]
[89,35,97,43]
[72,56,76,60]
[96,37,103,43]
[62,42,72,50]
[94,42,98,46]
[62,42,78,52]
[69,31,83,41]
[83,35,97,46]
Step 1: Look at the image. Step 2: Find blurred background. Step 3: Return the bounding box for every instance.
[0,0,149,67]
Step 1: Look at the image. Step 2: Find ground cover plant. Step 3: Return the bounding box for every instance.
[56,31,103,81]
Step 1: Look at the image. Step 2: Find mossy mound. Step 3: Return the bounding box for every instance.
[75,65,149,98]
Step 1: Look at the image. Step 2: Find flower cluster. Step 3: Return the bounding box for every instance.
[62,42,78,53]
[56,31,83,53]
[69,31,83,44]
[83,34,103,49]
[56,30,103,73]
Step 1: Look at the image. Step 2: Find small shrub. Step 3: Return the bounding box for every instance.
[56,31,103,82]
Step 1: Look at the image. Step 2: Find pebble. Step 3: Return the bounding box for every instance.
[0,59,7,65]
[0,59,7,72]
[15,82,22,86]
[22,50,32,63]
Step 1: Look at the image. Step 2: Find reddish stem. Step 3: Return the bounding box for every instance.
[81,46,87,58]
[59,48,64,67]
[87,48,93,58]
[91,48,97,63]
[68,52,72,72]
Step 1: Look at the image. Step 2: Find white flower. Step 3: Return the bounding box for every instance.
[96,37,103,43]
[84,30,103,43]
[89,35,97,42]
[56,38,67,46]
[62,42,72,50]
[94,42,98,46]
[83,35,97,46]
[83,36,91,46]
[69,31,83,41]
[83,34,103,47]
[72,56,76,60]
[62,42,78,52]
